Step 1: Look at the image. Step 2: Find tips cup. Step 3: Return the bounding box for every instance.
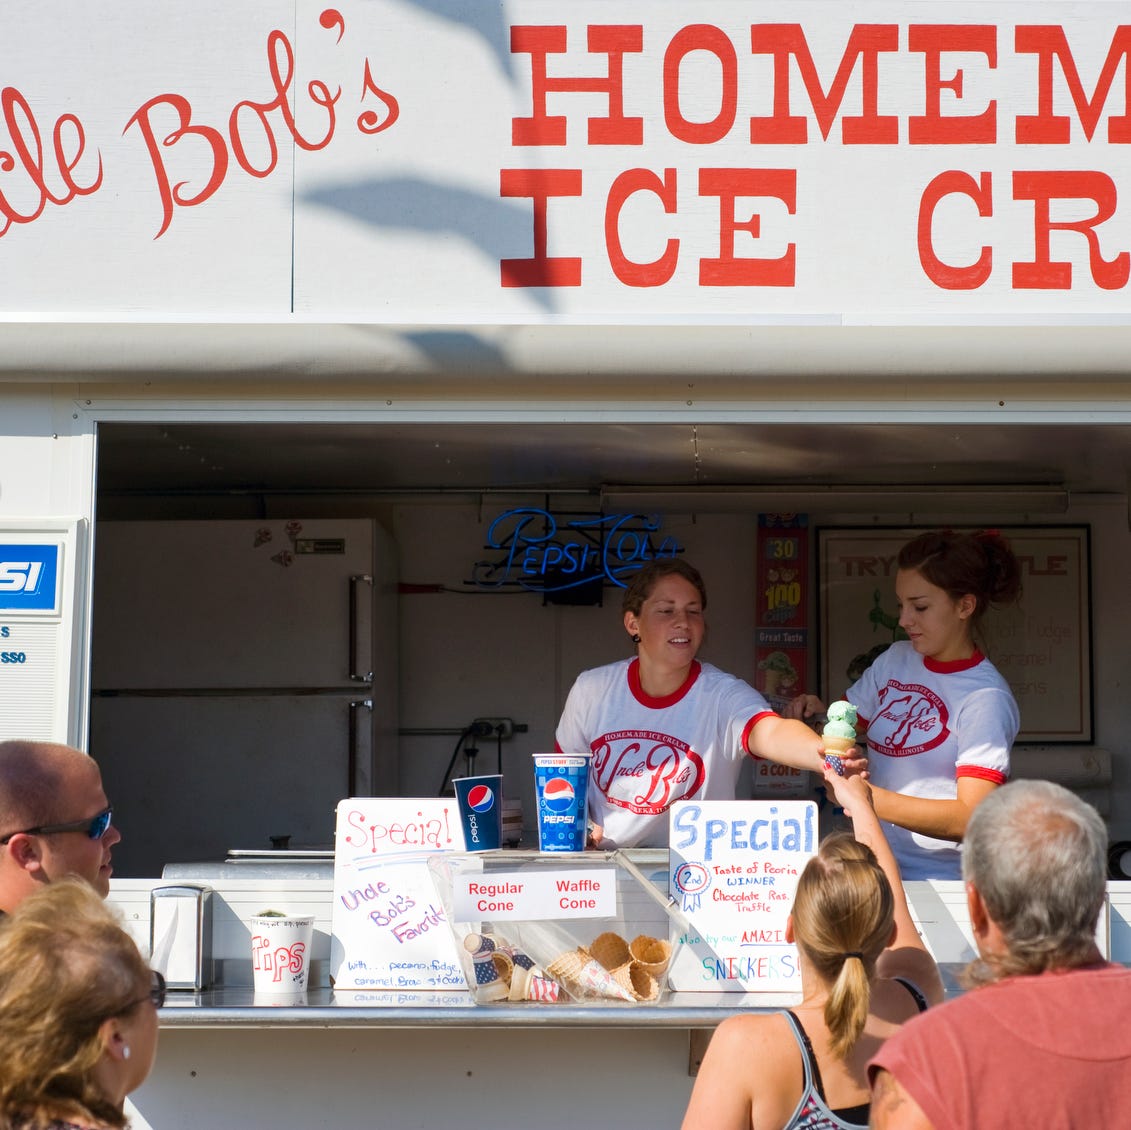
[452,774,504,851]
[532,753,591,852]
[250,914,314,994]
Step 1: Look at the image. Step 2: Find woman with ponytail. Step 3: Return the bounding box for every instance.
[791,528,1024,879]
[682,771,942,1130]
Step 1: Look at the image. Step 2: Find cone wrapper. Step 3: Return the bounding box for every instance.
[547,949,635,1002]
[526,974,561,1002]
[508,964,532,1001]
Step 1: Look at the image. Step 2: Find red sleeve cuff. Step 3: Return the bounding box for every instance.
[743,710,780,756]
[956,765,1008,786]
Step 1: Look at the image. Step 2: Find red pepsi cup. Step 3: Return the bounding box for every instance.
[453,774,503,851]
[532,754,590,852]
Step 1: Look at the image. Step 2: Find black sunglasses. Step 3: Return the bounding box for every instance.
[0,805,113,845]
[127,968,166,1011]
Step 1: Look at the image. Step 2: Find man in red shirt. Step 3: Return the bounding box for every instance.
[869,778,1131,1128]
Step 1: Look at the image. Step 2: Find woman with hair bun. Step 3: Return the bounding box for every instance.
[682,771,942,1130]
[0,877,161,1130]
[792,528,1023,879]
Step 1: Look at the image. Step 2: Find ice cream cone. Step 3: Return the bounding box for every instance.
[820,734,856,754]
[611,961,660,1002]
[629,935,672,978]
[588,931,631,971]
[547,948,590,990]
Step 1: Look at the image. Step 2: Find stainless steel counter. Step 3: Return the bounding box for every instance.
[158,987,779,1028]
[156,966,971,1029]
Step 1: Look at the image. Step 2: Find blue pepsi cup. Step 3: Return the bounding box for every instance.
[532,754,591,852]
[453,774,503,852]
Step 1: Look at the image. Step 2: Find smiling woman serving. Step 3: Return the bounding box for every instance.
[791,529,1023,880]
[554,558,864,850]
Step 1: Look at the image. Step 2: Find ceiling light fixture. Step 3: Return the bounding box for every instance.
[599,484,1069,515]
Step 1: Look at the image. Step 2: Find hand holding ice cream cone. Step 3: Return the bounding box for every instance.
[821,700,861,776]
[823,764,873,818]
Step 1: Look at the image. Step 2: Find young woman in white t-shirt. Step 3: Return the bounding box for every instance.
[791,529,1023,880]
[554,558,866,849]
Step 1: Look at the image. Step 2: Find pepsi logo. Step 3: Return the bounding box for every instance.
[542,777,576,813]
[466,784,495,813]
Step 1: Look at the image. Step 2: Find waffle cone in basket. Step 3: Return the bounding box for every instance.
[612,961,659,1002]
[629,935,672,978]
[547,947,591,989]
[588,931,631,971]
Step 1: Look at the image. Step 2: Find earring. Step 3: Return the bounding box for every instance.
[631,634,641,643]
[122,1045,131,1060]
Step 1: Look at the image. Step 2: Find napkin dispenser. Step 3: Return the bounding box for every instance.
[150,883,214,990]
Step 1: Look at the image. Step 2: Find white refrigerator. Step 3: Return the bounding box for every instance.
[89,518,398,877]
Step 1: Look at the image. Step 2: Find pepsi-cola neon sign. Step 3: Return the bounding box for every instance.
[471,508,682,596]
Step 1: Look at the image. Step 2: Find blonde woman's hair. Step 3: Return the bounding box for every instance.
[0,878,151,1129]
[790,833,895,1059]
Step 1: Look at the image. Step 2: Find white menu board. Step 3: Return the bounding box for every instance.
[329,798,469,992]
[668,800,817,992]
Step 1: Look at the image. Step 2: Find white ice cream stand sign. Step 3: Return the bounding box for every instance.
[668,800,818,993]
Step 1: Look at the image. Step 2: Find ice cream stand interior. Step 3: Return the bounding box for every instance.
[4,1,1131,1126]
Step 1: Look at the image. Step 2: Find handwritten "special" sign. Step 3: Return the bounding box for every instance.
[668,800,817,992]
[329,798,469,992]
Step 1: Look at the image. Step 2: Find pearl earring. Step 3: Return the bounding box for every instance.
[123,1045,131,1060]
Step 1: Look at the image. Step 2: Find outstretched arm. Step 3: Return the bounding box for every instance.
[823,769,944,1006]
[869,776,998,844]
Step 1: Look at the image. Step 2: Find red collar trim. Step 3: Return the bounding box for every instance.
[924,649,985,674]
[628,658,702,707]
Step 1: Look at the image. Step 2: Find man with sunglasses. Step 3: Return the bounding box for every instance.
[0,739,121,914]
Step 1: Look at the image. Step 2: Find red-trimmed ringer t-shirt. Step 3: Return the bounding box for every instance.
[847,640,1018,880]
[554,657,774,849]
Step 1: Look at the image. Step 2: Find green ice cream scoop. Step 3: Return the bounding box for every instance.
[822,700,858,741]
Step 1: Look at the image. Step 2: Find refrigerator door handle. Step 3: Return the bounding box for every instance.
[349,573,374,683]
[349,697,374,795]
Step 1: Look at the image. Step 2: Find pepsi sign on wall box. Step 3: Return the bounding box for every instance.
[452,774,503,852]
[533,754,591,852]
[0,545,59,612]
